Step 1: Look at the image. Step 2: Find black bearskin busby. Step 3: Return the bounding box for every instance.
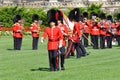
[13,15,22,23]
[47,9,58,25]
[57,10,63,23]
[69,8,80,22]
[99,13,106,19]
[32,14,39,22]
[83,12,88,18]
[107,15,112,20]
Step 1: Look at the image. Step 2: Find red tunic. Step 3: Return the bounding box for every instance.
[42,27,63,50]
[106,23,116,36]
[98,21,108,35]
[71,22,81,42]
[30,23,39,38]
[12,23,23,38]
[91,23,100,36]
[0,26,2,31]
[116,21,120,35]
[59,24,68,46]
[83,22,90,34]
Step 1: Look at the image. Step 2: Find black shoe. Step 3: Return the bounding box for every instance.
[70,54,74,56]
[61,67,65,70]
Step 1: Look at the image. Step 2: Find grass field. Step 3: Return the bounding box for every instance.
[0,36,120,80]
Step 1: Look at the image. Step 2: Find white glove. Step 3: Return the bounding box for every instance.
[41,38,44,43]
[59,44,62,48]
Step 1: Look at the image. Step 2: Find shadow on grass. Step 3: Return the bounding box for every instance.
[30,67,50,72]
[7,49,15,51]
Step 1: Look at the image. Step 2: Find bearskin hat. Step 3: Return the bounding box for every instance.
[99,13,106,19]
[107,15,112,20]
[57,10,63,23]
[32,14,39,22]
[47,9,58,25]
[13,15,21,23]
[83,12,88,18]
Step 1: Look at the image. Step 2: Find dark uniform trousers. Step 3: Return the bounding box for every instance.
[14,37,22,50]
[57,46,65,68]
[32,37,39,50]
[66,40,74,57]
[73,42,82,58]
[90,35,94,46]
[83,33,89,47]
[48,50,57,71]
[117,35,120,46]
[100,35,105,49]
[106,36,112,48]
[92,35,99,49]
[14,37,17,50]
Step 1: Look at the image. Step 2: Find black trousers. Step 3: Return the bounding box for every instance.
[59,46,65,67]
[66,40,74,58]
[100,35,105,49]
[32,37,39,50]
[13,37,17,50]
[117,35,120,46]
[90,35,94,46]
[48,50,57,71]
[14,37,22,50]
[73,42,82,58]
[83,33,89,47]
[106,36,112,48]
[92,35,99,49]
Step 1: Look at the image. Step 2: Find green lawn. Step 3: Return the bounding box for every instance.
[0,36,120,80]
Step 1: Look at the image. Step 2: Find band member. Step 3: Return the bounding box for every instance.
[90,13,100,49]
[41,10,63,71]
[30,14,40,50]
[65,8,88,58]
[116,13,120,46]
[57,10,68,70]
[64,9,75,58]
[99,13,108,49]
[82,12,90,47]
[106,15,113,48]
[12,15,24,50]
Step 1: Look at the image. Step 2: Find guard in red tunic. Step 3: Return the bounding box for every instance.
[56,10,68,70]
[30,14,40,50]
[12,15,24,50]
[116,13,120,46]
[65,8,88,58]
[99,13,108,49]
[106,15,114,48]
[41,10,63,71]
[90,13,100,49]
[82,12,90,47]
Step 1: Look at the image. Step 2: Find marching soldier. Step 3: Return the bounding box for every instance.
[116,13,120,46]
[65,8,88,58]
[65,9,75,58]
[41,10,63,71]
[90,13,100,49]
[30,14,40,50]
[57,10,68,70]
[99,13,108,49]
[106,15,114,48]
[82,12,90,47]
[12,15,24,50]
